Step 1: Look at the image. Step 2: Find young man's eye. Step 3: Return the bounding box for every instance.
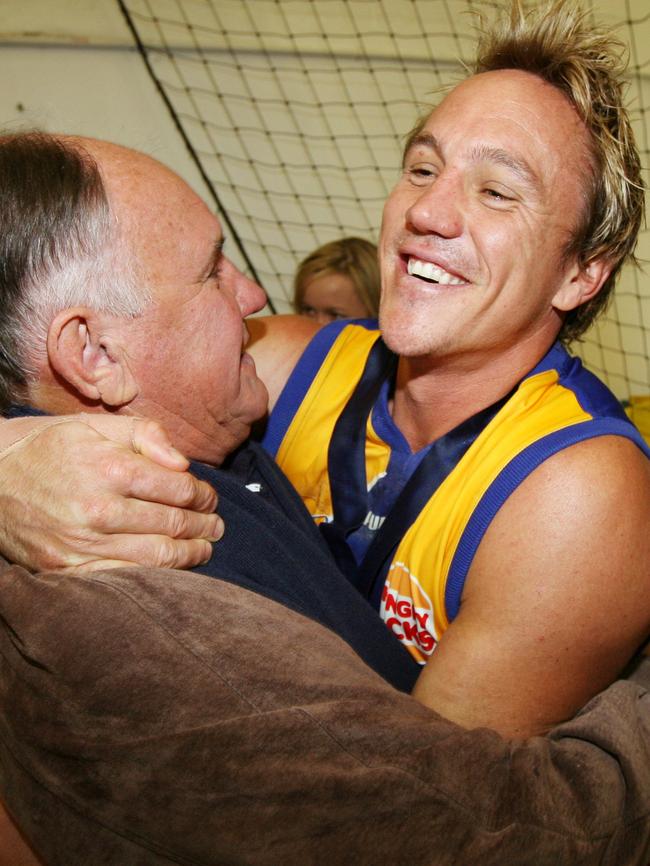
[406,165,437,184]
[482,186,516,204]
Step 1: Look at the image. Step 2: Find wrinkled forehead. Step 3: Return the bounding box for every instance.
[400,70,595,222]
[403,70,592,167]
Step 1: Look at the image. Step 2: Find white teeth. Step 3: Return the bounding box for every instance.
[407,257,465,286]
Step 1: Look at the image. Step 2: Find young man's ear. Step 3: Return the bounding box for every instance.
[552,256,612,313]
[46,308,139,407]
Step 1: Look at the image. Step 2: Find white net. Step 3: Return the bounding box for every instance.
[118,0,650,417]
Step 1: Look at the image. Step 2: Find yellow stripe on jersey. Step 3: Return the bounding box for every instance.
[276,325,387,523]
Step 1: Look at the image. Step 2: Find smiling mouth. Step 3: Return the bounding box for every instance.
[407,257,466,285]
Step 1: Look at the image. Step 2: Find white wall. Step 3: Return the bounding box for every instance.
[0,0,208,190]
[0,0,648,394]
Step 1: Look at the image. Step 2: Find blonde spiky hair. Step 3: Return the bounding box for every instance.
[472,0,644,342]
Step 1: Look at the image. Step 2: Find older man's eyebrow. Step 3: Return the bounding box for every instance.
[201,237,225,281]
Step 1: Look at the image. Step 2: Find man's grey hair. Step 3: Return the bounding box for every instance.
[0,131,149,407]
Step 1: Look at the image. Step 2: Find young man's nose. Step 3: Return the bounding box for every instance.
[405,172,464,239]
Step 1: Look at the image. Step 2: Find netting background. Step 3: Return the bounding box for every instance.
[117,0,649,406]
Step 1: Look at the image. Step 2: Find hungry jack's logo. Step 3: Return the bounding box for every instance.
[380,562,438,663]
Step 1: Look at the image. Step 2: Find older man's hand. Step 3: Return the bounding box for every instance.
[0,415,222,572]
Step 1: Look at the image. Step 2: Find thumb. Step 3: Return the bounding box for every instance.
[78,413,190,471]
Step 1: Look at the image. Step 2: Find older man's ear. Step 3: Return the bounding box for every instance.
[46,308,139,408]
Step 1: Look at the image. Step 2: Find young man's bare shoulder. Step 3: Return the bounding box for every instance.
[511,433,649,516]
[475,433,649,588]
[247,315,320,409]
[413,434,649,737]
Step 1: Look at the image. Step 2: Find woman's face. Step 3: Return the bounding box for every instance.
[298,271,371,324]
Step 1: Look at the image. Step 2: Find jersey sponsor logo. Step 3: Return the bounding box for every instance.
[363,510,386,531]
[380,562,437,662]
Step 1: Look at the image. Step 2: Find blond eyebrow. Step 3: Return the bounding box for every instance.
[469,144,541,192]
[403,133,541,194]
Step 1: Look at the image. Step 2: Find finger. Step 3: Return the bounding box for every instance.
[131,418,190,470]
[91,445,219,514]
[41,424,218,513]
[127,455,219,514]
[61,535,215,571]
[82,495,224,541]
[78,414,189,470]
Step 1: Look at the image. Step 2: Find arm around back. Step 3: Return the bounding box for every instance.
[0,559,648,865]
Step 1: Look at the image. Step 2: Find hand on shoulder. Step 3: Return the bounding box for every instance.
[0,414,222,571]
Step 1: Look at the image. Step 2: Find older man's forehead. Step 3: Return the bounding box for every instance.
[122,177,221,284]
[77,139,225,297]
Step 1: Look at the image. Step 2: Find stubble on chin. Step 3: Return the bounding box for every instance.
[380,300,454,360]
[380,297,421,353]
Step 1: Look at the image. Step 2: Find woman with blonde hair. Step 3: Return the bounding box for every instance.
[293,236,380,324]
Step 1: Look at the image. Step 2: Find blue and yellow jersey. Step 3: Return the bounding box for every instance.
[263,321,650,664]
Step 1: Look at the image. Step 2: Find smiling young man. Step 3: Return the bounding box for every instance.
[0,0,648,742]
[250,0,650,738]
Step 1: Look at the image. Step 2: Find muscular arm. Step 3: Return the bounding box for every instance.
[412,435,650,738]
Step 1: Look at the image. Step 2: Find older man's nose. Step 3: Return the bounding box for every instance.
[236,271,268,317]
